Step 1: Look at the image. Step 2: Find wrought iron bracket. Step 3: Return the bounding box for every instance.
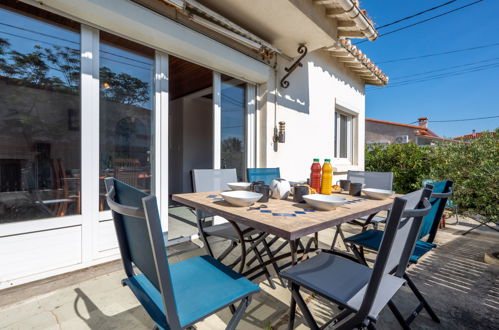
[280,44,307,89]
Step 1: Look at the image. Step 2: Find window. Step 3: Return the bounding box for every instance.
[334,111,353,162]
[99,32,155,210]
[0,4,81,223]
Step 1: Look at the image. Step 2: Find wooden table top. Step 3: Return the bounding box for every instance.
[172,191,398,240]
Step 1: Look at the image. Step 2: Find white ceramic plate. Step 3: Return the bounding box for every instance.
[220,191,263,207]
[361,188,395,200]
[303,194,347,211]
[227,182,252,191]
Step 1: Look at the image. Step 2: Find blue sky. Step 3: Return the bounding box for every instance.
[359,0,499,137]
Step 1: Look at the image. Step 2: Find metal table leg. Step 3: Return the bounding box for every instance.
[289,239,298,265]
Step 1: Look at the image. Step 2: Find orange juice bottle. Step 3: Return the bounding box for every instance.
[320,159,333,195]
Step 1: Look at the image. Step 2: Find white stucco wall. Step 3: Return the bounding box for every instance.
[259,50,366,181]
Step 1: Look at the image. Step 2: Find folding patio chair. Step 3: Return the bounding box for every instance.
[331,171,394,251]
[192,169,281,288]
[345,180,453,325]
[282,188,432,330]
[105,178,260,330]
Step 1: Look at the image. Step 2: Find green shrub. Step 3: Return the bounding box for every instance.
[366,129,498,222]
[430,130,498,222]
[365,142,431,193]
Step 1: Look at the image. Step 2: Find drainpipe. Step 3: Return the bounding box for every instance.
[335,0,378,40]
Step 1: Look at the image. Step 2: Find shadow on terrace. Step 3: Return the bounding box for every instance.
[0,215,498,330]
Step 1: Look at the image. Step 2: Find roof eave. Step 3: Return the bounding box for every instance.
[314,0,378,40]
[327,38,388,86]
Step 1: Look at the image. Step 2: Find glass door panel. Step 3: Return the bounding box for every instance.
[0,5,81,223]
[220,75,246,181]
[99,32,155,210]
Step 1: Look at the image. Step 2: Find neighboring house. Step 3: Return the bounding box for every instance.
[0,0,388,288]
[366,117,453,146]
[453,129,495,141]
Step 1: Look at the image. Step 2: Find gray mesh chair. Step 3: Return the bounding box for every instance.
[192,169,279,288]
[282,188,432,330]
[331,171,394,251]
[348,170,394,191]
[349,170,394,228]
[104,178,260,330]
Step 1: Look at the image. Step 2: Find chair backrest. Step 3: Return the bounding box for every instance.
[192,168,238,192]
[420,180,453,243]
[358,188,432,319]
[104,178,180,328]
[347,171,394,191]
[246,168,281,185]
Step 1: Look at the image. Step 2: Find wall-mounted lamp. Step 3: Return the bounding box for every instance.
[273,121,286,151]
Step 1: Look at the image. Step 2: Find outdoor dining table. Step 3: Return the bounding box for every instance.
[172,191,398,278]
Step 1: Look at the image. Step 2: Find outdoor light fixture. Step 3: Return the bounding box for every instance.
[273,121,286,151]
[278,121,286,143]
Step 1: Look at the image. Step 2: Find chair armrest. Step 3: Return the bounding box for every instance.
[431,187,453,199]
[402,198,432,218]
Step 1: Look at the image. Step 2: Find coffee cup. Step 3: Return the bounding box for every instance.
[254,184,272,202]
[293,185,310,203]
[250,181,265,192]
[337,179,351,191]
[349,182,363,196]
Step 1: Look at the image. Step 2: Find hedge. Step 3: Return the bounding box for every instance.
[365,129,498,222]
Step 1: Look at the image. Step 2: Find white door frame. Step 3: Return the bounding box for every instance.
[246,84,257,170]
[154,52,169,229]
[212,72,222,169]
[80,24,100,262]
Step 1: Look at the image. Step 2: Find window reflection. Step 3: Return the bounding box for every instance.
[340,114,348,158]
[0,5,81,223]
[221,75,246,181]
[99,32,154,210]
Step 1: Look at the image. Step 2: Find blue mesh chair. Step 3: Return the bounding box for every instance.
[423,179,459,225]
[246,168,280,185]
[283,188,432,329]
[105,178,260,330]
[344,180,453,326]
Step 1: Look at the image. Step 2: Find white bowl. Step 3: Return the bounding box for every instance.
[303,194,347,211]
[361,188,395,200]
[220,191,263,207]
[227,182,252,191]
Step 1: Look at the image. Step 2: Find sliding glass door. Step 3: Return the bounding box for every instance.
[0,0,261,287]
